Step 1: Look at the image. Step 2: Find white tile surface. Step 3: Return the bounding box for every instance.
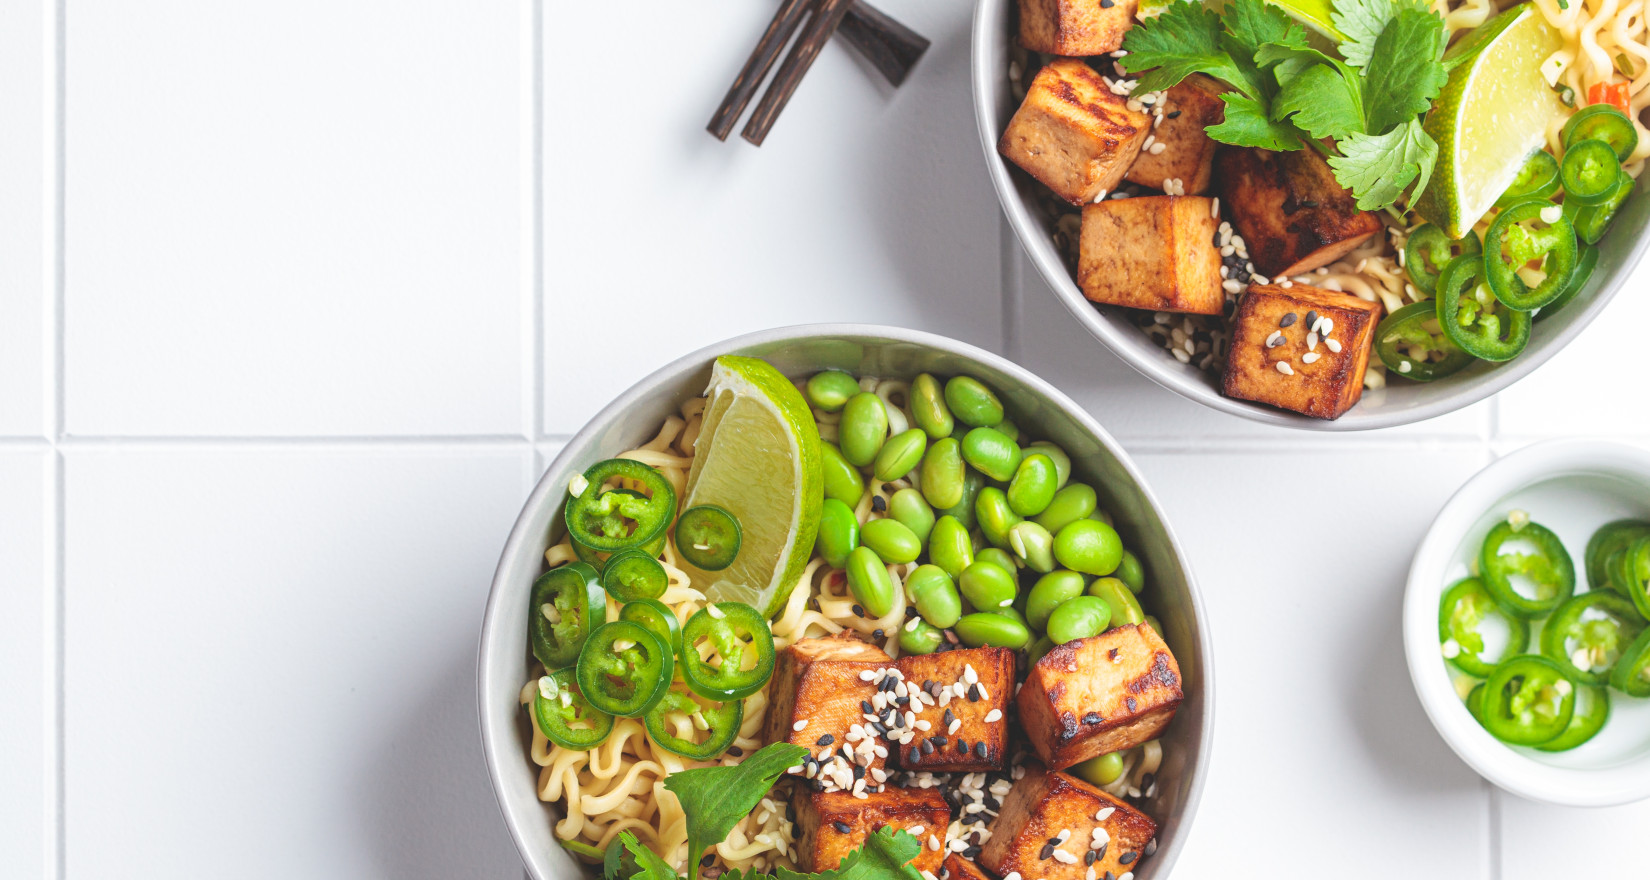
[64,1,526,438]
[64,447,530,879]
[1133,448,1494,877]
[542,0,1004,435]
[0,451,52,879]
[1499,791,1650,879]
[0,0,49,436]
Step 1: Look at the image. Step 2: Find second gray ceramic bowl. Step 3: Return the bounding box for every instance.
[478,325,1213,880]
[971,0,1650,431]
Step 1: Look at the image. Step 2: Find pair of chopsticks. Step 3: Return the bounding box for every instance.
[709,0,930,146]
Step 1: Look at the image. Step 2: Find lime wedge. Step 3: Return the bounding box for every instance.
[678,356,822,617]
[1416,4,1568,238]
[1264,0,1344,41]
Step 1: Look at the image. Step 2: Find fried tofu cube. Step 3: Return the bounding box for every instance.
[1078,195,1223,314]
[796,787,952,875]
[1015,624,1182,770]
[892,647,1015,772]
[765,633,892,779]
[1214,146,1384,277]
[1124,75,1226,195]
[1018,0,1139,57]
[1222,283,1382,419]
[943,854,996,880]
[980,765,1157,880]
[999,59,1151,207]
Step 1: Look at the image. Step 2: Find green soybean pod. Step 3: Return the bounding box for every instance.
[821,442,866,507]
[839,392,889,467]
[815,498,859,569]
[944,376,1005,428]
[1025,441,1072,489]
[874,429,927,482]
[910,373,955,440]
[1087,576,1144,625]
[960,560,1018,613]
[956,612,1031,649]
[1046,595,1113,644]
[939,468,984,531]
[899,618,944,655]
[845,546,896,617]
[888,488,936,545]
[961,427,1022,482]
[1033,483,1098,535]
[1026,570,1086,631]
[977,546,1018,574]
[1009,521,1055,573]
[928,516,975,580]
[919,438,966,510]
[1054,519,1123,576]
[861,517,922,565]
[1007,453,1059,517]
[904,563,962,628]
[976,487,1023,549]
[807,370,861,413]
[1115,549,1145,593]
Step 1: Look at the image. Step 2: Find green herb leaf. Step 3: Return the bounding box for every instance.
[775,828,926,880]
[1207,93,1306,150]
[1328,118,1438,210]
[1332,0,1430,68]
[1273,63,1366,140]
[606,832,683,880]
[663,742,809,879]
[1120,1,1269,98]
[1223,0,1308,58]
[1361,6,1449,133]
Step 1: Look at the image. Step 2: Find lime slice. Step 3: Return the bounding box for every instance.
[678,356,822,617]
[1416,4,1568,238]
[1264,0,1344,41]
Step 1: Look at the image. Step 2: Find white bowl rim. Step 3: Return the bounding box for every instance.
[1403,437,1650,807]
[477,322,1217,876]
[969,0,1650,432]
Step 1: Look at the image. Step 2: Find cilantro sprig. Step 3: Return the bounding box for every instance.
[1120,0,1451,212]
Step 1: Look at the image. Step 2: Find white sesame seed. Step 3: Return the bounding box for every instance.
[1211,197,1220,218]
[964,665,979,685]
[1141,135,1156,150]
[1276,361,1294,375]
[1092,189,1108,204]
[706,603,726,619]
[794,719,809,732]
[905,616,921,632]
[1307,331,1319,351]
[984,708,1003,723]
[1056,829,1071,843]
[948,718,962,734]
[1086,870,1097,880]
[1096,807,1116,821]
[1120,874,1133,880]
[1222,279,1243,293]
[1302,352,1320,364]
[1149,142,1167,155]
[916,720,932,731]
[1321,318,1334,335]
[1326,337,1342,353]
[929,835,942,851]
[1266,330,1283,347]
[860,670,875,682]
[1053,851,1078,865]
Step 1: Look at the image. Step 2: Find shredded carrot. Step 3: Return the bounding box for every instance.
[1588,81,1632,115]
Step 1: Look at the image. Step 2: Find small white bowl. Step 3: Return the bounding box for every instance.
[1404,439,1650,807]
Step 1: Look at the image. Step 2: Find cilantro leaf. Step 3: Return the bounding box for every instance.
[1120,1,1265,97]
[1360,6,1448,134]
[605,832,683,880]
[1273,64,1366,139]
[775,828,925,880]
[1333,0,1430,68]
[1223,0,1308,58]
[1207,93,1305,150]
[1328,119,1438,210]
[663,742,809,879]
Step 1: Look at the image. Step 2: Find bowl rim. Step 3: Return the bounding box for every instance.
[477,322,1217,877]
[1402,437,1650,807]
[968,0,1650,432]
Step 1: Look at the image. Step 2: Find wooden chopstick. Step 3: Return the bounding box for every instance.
[840,2,930,87]
[742,0,858,146]
[707,0,813,141]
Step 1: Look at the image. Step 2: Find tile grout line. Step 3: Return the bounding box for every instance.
[528,0,545,447]
[50,1,67,877]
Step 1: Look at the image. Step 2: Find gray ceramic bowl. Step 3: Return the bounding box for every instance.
[478,325,1213,879]
[971,0,1650,430]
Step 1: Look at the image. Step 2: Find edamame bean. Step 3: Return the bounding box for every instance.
[994,605,1029,627]
[873,428,926,483]
[939,468,983,531]
[961,427,1022,482]
[861,518,921,565]
[955,612,1031,649]
[1028,636,1056,666]
[821,442,866,507]
[1033,483,1097,535]
[1008,522,1055,573]
[995,417,1020,443]
[919,439,965,510]
[1054,519,1123,576]
[815,498,859,569]
[928,516,975,580]
[1087,576,1144,625]
[960,560,1018,613]
[839,393,889,467]
[888,488,935,545]
[910,373,955,439]
[977,546,1018,574]
[944,376,1004,428]
[899,618,944,655]
[1026,441,1072,489]
[1071,751,1126,786]
[1091,507,1114,527]
[975,487,1023,549]
[806,370,861,412]
[1046,595,1113,644]
[1026,570,1086,631]
[904,564,962,628]
[1144,615,1163,636]
[845,546,895,617]
[1115,549,1145,593]
[1007,453,1059,517]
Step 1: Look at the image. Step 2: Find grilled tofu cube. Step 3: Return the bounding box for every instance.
[1214,146,1384,277]
[766,633,893,781]
[797,787,952,875]
[892,647,1015,772]
[1019,0,1139,57]
[943,854,996,880]
[1078,195,1223,314]
[1222,283,1382,419]
[1015,624,1182,770]
[980,765,1156,880]
[1000,59,1151,207]
[1124,75,1226,195]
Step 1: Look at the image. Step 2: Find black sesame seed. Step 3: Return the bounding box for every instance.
[871,722,886,736]
[1085,851,1098,866]
[968,684,981,702]
[873,629,885,640]
[786,804,797,823]
[909,747,922,763]
[1144,838,1158,857]
[943,709,955,726]
[1120,852,1138,865]
[1279,312,1298,328]
[982,796,1001,812]
[1100,0,1114,7]
[975,741,988,758]
[1083,712,1101,725]
[817,734,835,746]
[811,778,825,792]
[896,695,910,706]
[1039,844,1056,860]
[702,854,717,867]
[854,764,866,780]
[963,846,982,860]
[862,700,874,714]
[1104,872,1115,880]
[1047,837,1063,846]
[1166,109,1182,119]
[834,821,853,834]
[1305,309,1319,328]
[872,495,887,512]
[853,604,865,617]
[956,739,969,753]
[921,740,936,755]
[1301,198,1319,208]
[930,735,947,747]
[726,746,743,757]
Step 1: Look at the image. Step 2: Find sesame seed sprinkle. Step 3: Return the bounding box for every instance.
[794,719,809,732]
[1276,361,1295,375]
